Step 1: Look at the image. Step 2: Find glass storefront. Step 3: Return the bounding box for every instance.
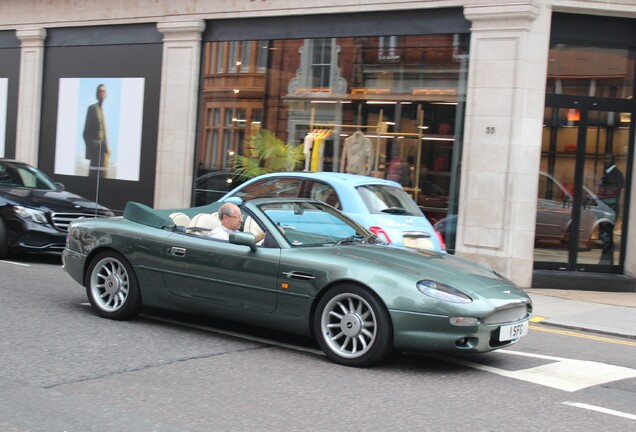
[196,34,469,251]
[536,43,635,272]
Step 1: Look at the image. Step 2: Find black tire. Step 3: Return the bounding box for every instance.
[314,284,393,367]
[0,218,9,259]
[85,251,142,320]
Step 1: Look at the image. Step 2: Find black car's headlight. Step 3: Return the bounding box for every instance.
[417,280,473,303]
[13,206,49,224]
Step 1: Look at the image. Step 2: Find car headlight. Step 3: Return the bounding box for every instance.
[13,206,49,224]
[417,280,473,303]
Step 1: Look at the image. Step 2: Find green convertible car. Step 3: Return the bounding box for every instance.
[62,197,532,367]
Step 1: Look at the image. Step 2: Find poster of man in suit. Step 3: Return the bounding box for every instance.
[54,77,144,181]
[83,83,110,178]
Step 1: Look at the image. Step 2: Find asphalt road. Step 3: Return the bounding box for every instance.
[1,253,635,431]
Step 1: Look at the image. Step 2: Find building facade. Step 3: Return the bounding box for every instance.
[0,0,634,288]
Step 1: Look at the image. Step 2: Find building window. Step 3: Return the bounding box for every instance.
[378,36,400,62]
[311,38,332,89]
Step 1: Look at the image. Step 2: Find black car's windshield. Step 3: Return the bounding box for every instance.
[356,184,422,216]
[0,161,58,190]
[259,201,380,247]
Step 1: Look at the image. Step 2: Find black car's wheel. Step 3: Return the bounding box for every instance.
[314,284,393,367]
[85,251,141,320]
[0,218,9,259]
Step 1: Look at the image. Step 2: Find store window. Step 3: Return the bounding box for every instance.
[537,42,635,272]
[196,33,469,251]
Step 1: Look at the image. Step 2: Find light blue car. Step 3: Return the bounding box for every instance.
[219,172,445,252]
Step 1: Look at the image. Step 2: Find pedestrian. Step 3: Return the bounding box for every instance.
[597,152,624,265]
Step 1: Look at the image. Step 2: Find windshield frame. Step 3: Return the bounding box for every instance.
[257,201,377,248]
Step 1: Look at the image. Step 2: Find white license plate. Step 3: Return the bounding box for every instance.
[499,320,529,342]
[403,237,433,250]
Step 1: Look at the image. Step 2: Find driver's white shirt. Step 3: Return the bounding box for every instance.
[207,225,237,241]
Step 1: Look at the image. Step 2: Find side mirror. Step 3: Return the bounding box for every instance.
[55,182,65,192]
[229,231,257,252]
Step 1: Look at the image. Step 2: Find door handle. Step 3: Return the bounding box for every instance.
[170,246,186,257]
[282,271,316,280]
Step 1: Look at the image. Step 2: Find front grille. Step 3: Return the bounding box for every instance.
[484,304,529,325]
[51,213,101,232]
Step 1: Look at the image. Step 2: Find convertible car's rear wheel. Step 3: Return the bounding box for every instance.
[85,251,141,320]
[314,285,393,367]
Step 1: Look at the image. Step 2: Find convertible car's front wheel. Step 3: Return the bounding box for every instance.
[85,251,141,320]
[314,285,393,367]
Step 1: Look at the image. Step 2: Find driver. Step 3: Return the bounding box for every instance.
[208,203,243,240]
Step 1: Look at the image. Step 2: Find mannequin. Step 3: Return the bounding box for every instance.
[340,131,373,175]
[310,132,324,172]
[309,129,332,172]
[303,133,314,171]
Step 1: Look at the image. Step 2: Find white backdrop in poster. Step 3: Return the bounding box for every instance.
[54,78,80,173]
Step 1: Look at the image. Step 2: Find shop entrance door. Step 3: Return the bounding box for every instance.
[534,96,631,272]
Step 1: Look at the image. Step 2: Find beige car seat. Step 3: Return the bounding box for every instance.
[243,216,266,243]
[188,212,221,236]
[169,212,191,228]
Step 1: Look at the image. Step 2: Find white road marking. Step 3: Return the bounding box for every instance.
[563,402,636,421]
[438,349,636,392]
[0,260,30,266]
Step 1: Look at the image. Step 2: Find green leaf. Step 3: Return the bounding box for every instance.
[232,129,305,180]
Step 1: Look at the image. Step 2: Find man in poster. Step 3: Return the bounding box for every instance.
[83,83,110,178]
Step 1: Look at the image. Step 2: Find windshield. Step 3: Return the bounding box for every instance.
[0,161,58,190]
[259,201,379,247]
[356,184,422,216]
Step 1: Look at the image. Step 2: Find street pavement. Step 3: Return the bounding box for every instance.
[526,288,636,339]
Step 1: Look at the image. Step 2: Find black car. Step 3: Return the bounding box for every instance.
[194,169,243,206]
[0,158,114,259]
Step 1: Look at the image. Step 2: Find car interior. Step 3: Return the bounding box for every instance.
[169,210,266,245]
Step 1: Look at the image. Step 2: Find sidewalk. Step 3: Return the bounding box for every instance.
[525,289,636,339]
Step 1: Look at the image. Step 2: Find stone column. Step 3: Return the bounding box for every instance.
[456,2,551,287]
[15,28,46,166]
[625,149,636,278]
[154,20,205,209]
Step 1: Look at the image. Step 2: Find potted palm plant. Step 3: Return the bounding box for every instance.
[232,129,305,180]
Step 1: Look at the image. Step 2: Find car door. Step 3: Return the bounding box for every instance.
[536,173,571,240]
[161,231,281,313]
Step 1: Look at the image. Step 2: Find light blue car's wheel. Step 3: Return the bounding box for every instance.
[85,251,141,320]
[315,285,393,367]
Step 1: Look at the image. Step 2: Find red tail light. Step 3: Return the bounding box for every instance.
[435,229,446,251]
[369,226,392,243]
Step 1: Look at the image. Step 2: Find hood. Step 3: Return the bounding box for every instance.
[0,187,113,215]
[306,243,527,297]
